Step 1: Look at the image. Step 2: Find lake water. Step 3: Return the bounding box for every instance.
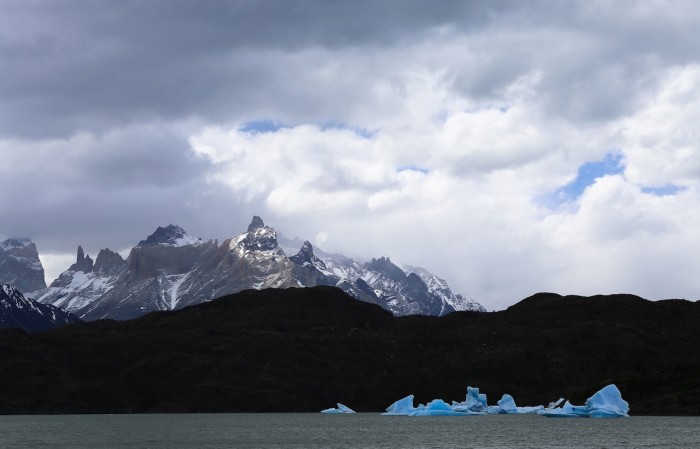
[0,413,698,448]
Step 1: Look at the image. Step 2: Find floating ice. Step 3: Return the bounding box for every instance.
[491,394,543,414]
[452,386,488,414]
[496,394,517,414]
[585,384,629,418]
[384,388,544,417]
[538,384,629,418]
[538,400,589,418]
[381,385,627,418]
[321,403,355,414]
[382,395,423,416]
[409,399,469,416]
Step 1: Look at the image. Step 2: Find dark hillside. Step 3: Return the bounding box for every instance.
[0,286,698,414]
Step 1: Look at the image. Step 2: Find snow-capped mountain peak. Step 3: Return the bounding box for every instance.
[0,238,32,251]
[289,241,328,271]
[137,224,203,248]
[238,216,279,252]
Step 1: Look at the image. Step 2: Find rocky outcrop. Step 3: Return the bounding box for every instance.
[93,249,127,276]
[0,238,46,293]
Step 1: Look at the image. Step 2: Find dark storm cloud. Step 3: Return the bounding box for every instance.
[0,0,512,139]
[444,2,700,123]
[3,0,699,138]
[0,124,252,253]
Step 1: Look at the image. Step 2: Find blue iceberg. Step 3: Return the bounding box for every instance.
[382,395,423,416]
[538,384,629,418]
[451,386,489,414]
[384,387,544,416]
[382,396,468,416]
[410,399,469,416]
[493,394,544,414]
[585,384,630,418]
[321,403,355,414]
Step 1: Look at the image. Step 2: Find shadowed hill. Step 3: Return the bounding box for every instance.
[0,286,699,414]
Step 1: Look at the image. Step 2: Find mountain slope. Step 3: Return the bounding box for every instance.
[0,286,698,414]
[0,283,80,332]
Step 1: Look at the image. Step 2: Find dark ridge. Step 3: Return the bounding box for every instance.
[0,287,699,414]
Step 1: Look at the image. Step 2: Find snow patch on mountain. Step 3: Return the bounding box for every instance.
[0,283,80,332]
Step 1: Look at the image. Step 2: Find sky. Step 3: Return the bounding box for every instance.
[2,0,700,310]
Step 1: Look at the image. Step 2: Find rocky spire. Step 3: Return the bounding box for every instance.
[247,216,265,233]
[70,245,93,273]
[239,216,278,252]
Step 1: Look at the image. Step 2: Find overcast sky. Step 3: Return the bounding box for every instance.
[2,0,700,309]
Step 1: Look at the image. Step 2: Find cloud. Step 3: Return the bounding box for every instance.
[3,1,700,308]
[0,123,251,257]
[620,65,700,187]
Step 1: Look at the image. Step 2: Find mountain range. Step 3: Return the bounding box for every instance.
[3,217,483,321]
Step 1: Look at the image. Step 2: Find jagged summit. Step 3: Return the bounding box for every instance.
[290,240,314,264]
[247,215,266,232]
[137,224,203,248]
[0,238,32,251]
[290,241,328,271]
[365,257,407,282]
[69,245,94,273]
[239,217,279,252]
[93,248,126,276]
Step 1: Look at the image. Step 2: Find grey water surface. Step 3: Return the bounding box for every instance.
[0,413,698,448]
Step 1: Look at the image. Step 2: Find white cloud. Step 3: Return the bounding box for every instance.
[621,65,700,187]
[187,58,700,309]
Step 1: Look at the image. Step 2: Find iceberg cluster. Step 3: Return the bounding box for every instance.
[382,386,543,417]
[538,385,629,418]
[320,403,355,414]
[322,384,628,418]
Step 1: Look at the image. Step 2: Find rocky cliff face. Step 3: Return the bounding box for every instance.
[32,217,484,320]
[0,238,47,293]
